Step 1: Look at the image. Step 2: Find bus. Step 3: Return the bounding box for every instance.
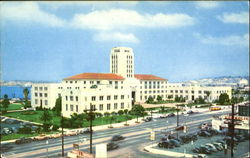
[209,106,222,111]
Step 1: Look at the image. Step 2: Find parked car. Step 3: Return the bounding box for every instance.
[213,143,223,151]
[235,135,245,142]
[50,133,61,139]
[187,110,195,114]
[198,130,212,137]
[205,144,217,152]
[158,140,175,149]
[66,131,77,136]
[144,117,152,122]
[192,147,201,153]
[168,113,175,117]
[107,142,119,151]
[192,154,207,158]
[34,134,48,141]
[169,139,180,147]
[111,135,125,141]
[198,145,212,155]
[15,137,33,144]
[175,125,185,131]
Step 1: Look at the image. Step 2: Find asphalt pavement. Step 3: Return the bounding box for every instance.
[1,109,230,158]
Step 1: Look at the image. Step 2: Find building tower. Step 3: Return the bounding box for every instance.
[110,47,134,78]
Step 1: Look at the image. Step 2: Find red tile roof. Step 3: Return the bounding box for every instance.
[64,73,125,80]
[134,74,166,81]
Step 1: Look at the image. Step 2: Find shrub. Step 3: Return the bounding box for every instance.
[43,123,52,132]
[18,126,32,134]
[118,110,124,115]
[21,111,37,115]
[52,125,59,131]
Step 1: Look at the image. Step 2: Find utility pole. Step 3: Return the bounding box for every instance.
[84,104,96,154]
[177,104,179,127]
[61,115,64,157]
[230,103,235,158]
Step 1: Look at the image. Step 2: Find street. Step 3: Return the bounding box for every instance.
[2,109,230,158]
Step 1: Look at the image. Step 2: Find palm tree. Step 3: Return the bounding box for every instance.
[23,88,29,101]
[204,91,211,102]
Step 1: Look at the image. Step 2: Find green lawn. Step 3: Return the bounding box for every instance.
[3,110,137,127]
[0,103,24,111]
[88,115,136,127]
[3,110,61,125]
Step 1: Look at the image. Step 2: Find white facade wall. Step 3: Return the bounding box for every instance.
[61,84,132,118]
[138,80,168,103]
[110,47,134,78]
[31,83,61,109]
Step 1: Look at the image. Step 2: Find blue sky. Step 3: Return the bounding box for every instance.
[1,1,249,82]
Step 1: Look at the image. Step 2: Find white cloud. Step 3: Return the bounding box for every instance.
[1,2,65,27]
[41,1,138,11]
[195,2,220,9]
[71,9,195,30]
[217,12,249,24]
[195,33,249,47]
[94,32,139,43]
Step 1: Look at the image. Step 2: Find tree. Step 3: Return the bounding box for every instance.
[23,88,31,109]
[104,112,110,117]
[159,106,165,114]
[204,91,211,102]
[131,104,145,122]
[2,94,10,113]
[146,96,154,104]
[40,109,52,131]
[23,88,29,101]
[124,109,129,125]
[195,97,205,104]
[53,96,62,116]
[118,110,124,115]
[70,113,85,128]
[111,111,117,116]
[218,93,230,105]
[168,95,173,99]
[157,95,162,102]
[109,116,115,128]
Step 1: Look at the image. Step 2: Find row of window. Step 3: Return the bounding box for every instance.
[34,87,48,91]
[66,104,79,112]
[141,81,165,85]
[34,93,48,97]
[65,102,128,112]
[65,96,79,101]
[91,95,125,101]
[34,99,48,105]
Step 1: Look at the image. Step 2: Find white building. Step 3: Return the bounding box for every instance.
[31,47,232,118]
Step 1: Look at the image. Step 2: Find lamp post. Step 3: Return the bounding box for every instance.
[61,114,64,157]
[84,104,96,154]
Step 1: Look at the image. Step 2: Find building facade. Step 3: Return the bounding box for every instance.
[31,47,232,118]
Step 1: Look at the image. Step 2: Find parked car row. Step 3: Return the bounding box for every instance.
[158,133,198,149]
[198,128,223,137]
[180,133,198,144]
[192,140,227,155]
[15,128,93,144]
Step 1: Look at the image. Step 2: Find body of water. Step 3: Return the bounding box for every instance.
[0,86,31,99]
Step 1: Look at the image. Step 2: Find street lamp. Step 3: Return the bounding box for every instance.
[84,103,96,154]
[60,114,64,157]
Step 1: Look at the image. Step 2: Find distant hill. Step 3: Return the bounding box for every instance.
[183,76,249,87]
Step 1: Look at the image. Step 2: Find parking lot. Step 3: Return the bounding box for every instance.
[154,131,250,158]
